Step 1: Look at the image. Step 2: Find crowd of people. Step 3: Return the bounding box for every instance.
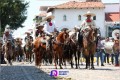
[96,37,120,67]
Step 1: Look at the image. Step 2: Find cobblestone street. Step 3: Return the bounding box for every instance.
[1,62,120,80]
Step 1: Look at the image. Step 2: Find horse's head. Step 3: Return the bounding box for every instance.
[26,38,32,46]
[5,39,12,48]
[56,30,69,44]
[87,28,99,43]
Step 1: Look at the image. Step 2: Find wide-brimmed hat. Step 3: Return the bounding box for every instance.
[4,29,9,33]
[43,12,54,21]
[25,32,31,35]
[83,11,95,17]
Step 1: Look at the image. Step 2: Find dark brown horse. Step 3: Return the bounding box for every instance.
[14,38,23,62]
[53,30,69,69]
[4,40,14,65]
[24,38,33,62]
[82,28,98,69]
[63,31,81,69]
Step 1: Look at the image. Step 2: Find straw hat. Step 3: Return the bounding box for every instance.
[43,12,54,21]
[25,32,31,35]
[83,11,95,17]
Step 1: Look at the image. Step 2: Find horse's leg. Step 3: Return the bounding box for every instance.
[59,57,63,69]
[91,54,95,69]
[4,53,9,65]
[88,54,90,69]
[85,56,89,69]
[74,51,78,69]
[54,54,57,69]
[77,50,80,68]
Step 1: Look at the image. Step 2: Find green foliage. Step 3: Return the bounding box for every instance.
[0,0,29,31]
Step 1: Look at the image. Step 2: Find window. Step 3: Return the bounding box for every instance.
[93,16,96,20]
[63,15,67,21]
[78,15,81,21]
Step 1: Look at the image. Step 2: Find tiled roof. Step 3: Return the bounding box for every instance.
[105,12,120,22]
[48,1,105,11]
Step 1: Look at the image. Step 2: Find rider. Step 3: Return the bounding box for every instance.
[24,32,33,43]
[78,11,96,47]
[3,26,14,48]
[43,12,58,49]
[35,23,45,38]
[80,11,96,35]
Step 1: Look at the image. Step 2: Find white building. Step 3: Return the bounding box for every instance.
[47,1,105,37]
[39,1,120,37]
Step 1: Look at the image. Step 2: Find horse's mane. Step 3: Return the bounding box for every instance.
[56,32,69,43]
[33,37,41,49]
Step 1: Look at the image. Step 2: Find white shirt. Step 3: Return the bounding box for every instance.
[80,19,96,31]
[43,21,56,35]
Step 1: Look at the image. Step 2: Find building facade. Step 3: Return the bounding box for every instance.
[47,1,105,37]
[39,1,119,37]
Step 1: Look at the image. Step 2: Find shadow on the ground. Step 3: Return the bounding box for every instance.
[1,65,57,80]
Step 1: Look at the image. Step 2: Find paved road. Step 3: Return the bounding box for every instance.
[0,62,56,80]
[1,62,120,80]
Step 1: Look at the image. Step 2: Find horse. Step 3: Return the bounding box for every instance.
[14,38,23,62]
[3,39,14,65]
[63,30,82,69]
[53,30,69,69]
[24,38,33,62]
[0,41,4,64]
[33,35,54,67]
[80,28,98,69]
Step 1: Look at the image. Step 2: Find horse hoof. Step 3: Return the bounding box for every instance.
[85,67,88,69]
[60,67,63,69]
[91,67,95,70]
[75,67,78,69]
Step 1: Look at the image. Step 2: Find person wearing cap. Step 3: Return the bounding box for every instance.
[80,11,96,34]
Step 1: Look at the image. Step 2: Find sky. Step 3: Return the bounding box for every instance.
[13,0,120,39]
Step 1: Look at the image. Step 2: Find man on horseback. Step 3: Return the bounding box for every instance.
[80,11,96,36]
[43,12,58,49]
[24,32,33,43]
[35,23,45,38]
[78,11,97,69]
[3,26,14,49]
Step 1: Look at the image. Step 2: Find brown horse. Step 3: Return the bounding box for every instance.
[33,36,53,67]
[82,28,98,69]
[53,30,69,69]
[24,38,33,62]
[14,38,23,62]
[4,40,14,65]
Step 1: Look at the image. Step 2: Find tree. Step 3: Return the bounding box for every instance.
[0,0,29,32]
